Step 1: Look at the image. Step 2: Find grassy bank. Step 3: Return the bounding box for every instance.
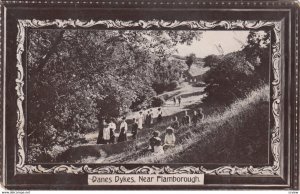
[57,85,270,164]
[129,84,270,164]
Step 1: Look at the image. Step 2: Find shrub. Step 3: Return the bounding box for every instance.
[151,96,165,107]
[167,81,179,91]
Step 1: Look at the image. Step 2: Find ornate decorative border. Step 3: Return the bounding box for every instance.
[16,19,282,176]
[1,0,297,7]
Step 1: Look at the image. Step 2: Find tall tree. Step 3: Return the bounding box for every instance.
[27,29,202,162]
[185,53,196,69]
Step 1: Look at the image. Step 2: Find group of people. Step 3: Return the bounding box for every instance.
[147,127,176,155]
[96,117,128,144]
[96,107,205,154]
[96,107,164,145]
[146,108,204,155]
[170,108,204,130]
[173,96,182,106]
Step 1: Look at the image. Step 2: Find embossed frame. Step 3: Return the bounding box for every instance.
[1,0,299,190]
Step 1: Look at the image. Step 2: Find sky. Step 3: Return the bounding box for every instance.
[176,31,250,58]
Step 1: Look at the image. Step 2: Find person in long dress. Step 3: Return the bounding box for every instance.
[118,116,128,142]
[163,127,176,150]
[177,96,182,106]
[157,108,163,123]
[131,118,138,140]
[97,119,106,144]
[108,118,117,144]
[149,109,154,124]
[171,116,179,129]
[137,111,144,130]
[181,110,191,126]
[197,108,204,123]
[191,110,198,126]
[145,111,152,127]
[102,123,110,144]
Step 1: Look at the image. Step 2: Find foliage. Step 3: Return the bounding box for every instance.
[243,31,271,81]
[202,30,270,105]
[151,96,165,107]
[27,29,202,162]
[185,53,196,69]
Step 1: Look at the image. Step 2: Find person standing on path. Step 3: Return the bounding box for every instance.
[102,123,110,144]
[145,111,152,127]
[97,119,106,144]
[177,96,182,106]
[173,97,176,106]
[131,118,138,140]
[137,111,144,130]
[191,110,198,127]
[181,110,191,126]
[197,108,204,123]
[157,108,163,123]
[108,118,117,144]
[150,109,154,125]
[118,116,128,142]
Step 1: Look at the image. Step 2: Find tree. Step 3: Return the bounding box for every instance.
[185,53,196,69]
[243,31,271,82]
[27,29,202,162]
[202,30,271,105]
[203,51,258,105]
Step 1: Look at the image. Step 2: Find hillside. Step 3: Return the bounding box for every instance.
[57,85,270,164]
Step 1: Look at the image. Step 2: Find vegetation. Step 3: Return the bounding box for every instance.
[27,29,202,162]
[27,29,271,164]
[202,31,270,105]
[62,85,269,164]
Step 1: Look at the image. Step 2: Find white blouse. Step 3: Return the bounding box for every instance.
[120,121,128,132]
[103,127,110,140]
[164,134,176,145]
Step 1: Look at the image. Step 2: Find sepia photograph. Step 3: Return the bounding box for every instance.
[1,0,299,189]
[26,28,271,165]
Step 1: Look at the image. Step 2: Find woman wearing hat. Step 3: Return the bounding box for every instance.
[118,116,128,143]
[97,119,106,144]
[163,127,176,150]
[102,122,111,144]
[149,131,161,152]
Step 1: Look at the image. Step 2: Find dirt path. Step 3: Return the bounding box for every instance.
[60,81,206,163]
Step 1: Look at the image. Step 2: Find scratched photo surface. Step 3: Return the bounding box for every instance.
[26,29,271,164]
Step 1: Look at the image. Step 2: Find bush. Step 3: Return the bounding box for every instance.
[202,51,264,105]
[151,96,165,107]
[167,81,179,91]
[192,81,206,87]
[152,81,179,94]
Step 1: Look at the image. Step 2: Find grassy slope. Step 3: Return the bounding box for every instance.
[130,85,270,164]
[57,85,270,164]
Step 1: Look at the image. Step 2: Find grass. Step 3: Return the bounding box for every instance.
[121,84,270,164]
[57,84,270,164]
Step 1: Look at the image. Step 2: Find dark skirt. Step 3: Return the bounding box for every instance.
[109,129,115,144]
[157,114,162,123]
[96,129,106,144]
[118,128,127,142]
